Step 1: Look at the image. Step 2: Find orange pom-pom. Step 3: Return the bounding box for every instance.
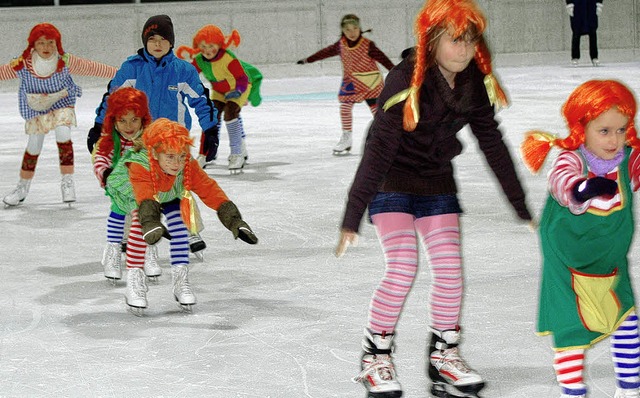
[520,131,556,174]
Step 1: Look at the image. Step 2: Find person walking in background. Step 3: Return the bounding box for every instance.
[0,23,117,207]
[297,14,394,155]
[87,15,217,257]
[521,79,640,398]
[92,87,161,283]
[335,0,533,397]
[177,24,263,174]
[105,118,257,314]
[566,0,604,67]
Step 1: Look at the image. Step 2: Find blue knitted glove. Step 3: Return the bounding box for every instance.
[224,90,242,100]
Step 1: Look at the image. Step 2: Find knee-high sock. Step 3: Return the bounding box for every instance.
[339,102,354,132]
[163,206,189,267]
[56,140,74,175]
[611,313,640,389]
[238,115,246,139]
[125,210,146,269]
[20,134,45,179]
[554,349,587,396]
[368,212,418,334]
[415,214,462,331]
[106,211,126,244]
[226,118,243,155]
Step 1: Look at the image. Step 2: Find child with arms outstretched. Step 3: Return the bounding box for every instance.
[93,87,162,282]
[522,79,640,398]
[106,118,257,313]
[335,1,533,396]
[1,23,117,207]
[297,14,394,155]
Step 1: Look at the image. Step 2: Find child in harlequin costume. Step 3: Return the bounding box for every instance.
[176,25,263,173]
[0,23,117,207]
[521,80,640,398]
[106,118,258,312]
[297,14,394,155]
[335,1,533,397]
[93,87,162,283]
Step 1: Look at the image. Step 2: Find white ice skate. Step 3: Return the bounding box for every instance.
[125,268,148,315]
[188,233,206,262]
[354,329,403,398]
[615,388,640,398]
[144,244,162,281]
[61,174,76,205]
[592,58,600,67]
[172,265,196,311]
[102,242,123,282]
[197,154,215,170]
[228,154,245,175]
[3,178,31,207]
[333,130,352,155]
[428,328,484,398]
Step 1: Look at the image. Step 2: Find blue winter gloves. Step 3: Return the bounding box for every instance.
[224,90,242,100]
[217,201,258,244]
[87,122,103,153]
[572,177,618,203]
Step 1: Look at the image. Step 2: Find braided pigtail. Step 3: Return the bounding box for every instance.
[474,37,509,110]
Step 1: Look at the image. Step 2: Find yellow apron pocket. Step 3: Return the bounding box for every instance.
[352,71,382,89]
[570,267,620,334]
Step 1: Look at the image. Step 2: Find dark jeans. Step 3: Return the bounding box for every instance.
[368,192,462,222]
[572,31,598,60]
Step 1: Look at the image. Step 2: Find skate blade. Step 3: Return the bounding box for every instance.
[105,276,121,286]
[3,200,24,208]
[366,391,403,398]
[126,304,146,317]
[177,302,194,313]
[229,169,244,175]
[193,251,205,262]
[332,149,351,156]
[145,275,160,283]
[430,382,484,398]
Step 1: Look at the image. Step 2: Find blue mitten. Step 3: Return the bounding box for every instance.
[224,90,242,100]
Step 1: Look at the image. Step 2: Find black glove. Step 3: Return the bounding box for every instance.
[201,126,220,163]
[296,59,306,65]
[572,177,618,203]
[217,201,258,244]
[138,199,171,245]
[102,167,113,187]
[87,122,103,153]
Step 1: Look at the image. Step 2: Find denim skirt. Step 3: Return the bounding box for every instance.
[368,192,462,222]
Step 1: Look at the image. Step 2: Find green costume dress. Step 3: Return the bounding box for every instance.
[537,147,636,350]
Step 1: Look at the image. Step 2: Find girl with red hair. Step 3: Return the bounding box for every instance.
[336,1,532,396]
[0,23,117,207]
[521,80,640,398]
[177,25,263,174]
[297,14,394,155]
[106,118,257,314]
[92,87,161,283]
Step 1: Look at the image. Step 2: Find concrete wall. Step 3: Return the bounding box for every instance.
[0,0,637,87]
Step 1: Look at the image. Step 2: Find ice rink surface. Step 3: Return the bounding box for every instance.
[1,61,640,397]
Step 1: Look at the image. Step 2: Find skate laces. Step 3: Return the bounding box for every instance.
[354,354,397,383]
[173,267,193,295]
[105,244,121,269]
[129,269,147,297]
[432,347,472,373]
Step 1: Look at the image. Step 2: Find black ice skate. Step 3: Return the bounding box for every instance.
[353,329,403,398]
[428,327,485,398]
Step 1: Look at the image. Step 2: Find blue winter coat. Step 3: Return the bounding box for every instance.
[567,0,602,35]
[94,48,217,131]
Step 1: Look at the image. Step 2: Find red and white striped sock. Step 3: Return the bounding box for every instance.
[554,349,586,396]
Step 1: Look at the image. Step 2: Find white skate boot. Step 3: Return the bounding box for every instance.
[61,174,76,205]
[102,242,123,282]
[125,267,148,314]
[241,139,248,160]
[428,327,484,398]
[3,178,31,207]
[144,244,162,280]
[188,233,206,262]
[228,154,245,175]
[353,329,403,398]
[333,130,353,155]
[172,265,196,311]
[615,388,640,398]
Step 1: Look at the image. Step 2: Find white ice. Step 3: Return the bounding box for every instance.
[1,61,640,398]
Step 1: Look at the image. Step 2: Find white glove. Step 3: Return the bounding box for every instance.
[596,2,603,16]
[566,3,574,17]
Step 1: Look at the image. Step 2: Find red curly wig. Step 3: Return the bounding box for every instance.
[521,79,640,174]
[403,0,506,131]
[18,23,66,72]
[102,87,152,139]
[176,25,241,61]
